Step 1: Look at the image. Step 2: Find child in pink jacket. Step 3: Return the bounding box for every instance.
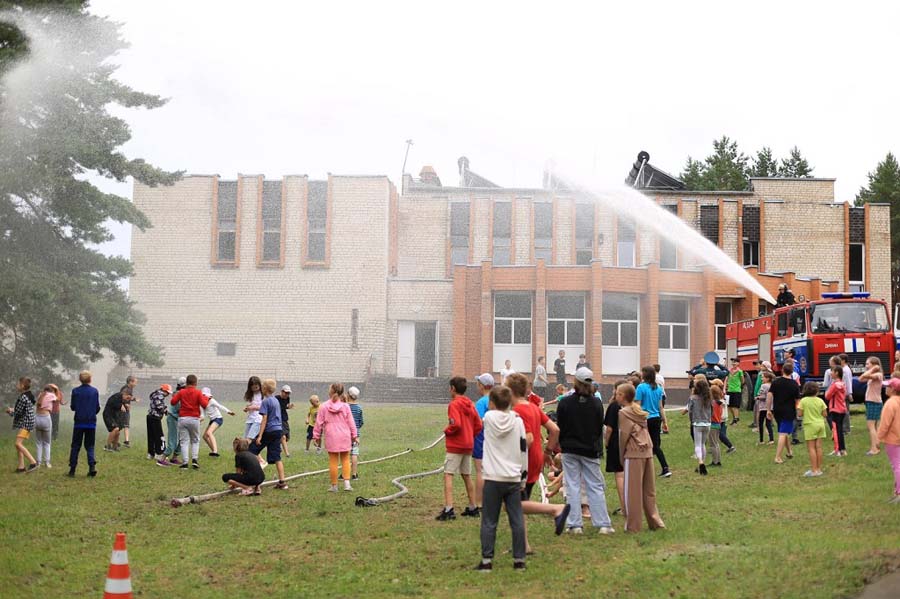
[313,383,358,492]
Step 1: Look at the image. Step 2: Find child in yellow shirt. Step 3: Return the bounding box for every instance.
[305,395,321,453]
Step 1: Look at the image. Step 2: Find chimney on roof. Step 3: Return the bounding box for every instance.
[458,156,470,187]
[419,165,441,187]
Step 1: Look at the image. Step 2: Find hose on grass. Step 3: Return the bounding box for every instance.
[170,433,445,508]
[354,465,445,507]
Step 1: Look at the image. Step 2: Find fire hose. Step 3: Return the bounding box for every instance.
[170,433,445,508]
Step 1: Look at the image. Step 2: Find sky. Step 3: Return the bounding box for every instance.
[87,0,900,260]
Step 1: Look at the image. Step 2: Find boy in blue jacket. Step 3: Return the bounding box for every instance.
[68,370,100,477]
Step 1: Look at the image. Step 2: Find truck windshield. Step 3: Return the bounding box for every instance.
[810,302,889,333]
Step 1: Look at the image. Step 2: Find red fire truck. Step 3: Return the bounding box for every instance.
[725,292,894,382]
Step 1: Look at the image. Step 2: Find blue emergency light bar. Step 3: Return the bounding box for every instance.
[821,292,871,299]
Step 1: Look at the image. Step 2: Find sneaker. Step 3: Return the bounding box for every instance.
[699,464,708,475]
[191,459,200,469]
[660,468,672,478]
[240,488,255,496]
[565,526,583,534]
[786,453,794,459]
[343,480,353,491]
[146,453,154,460]
[275,481,289,490]
[461,506,480,518]
[328,485,339,493]
[26,462,38,473]
[711,462,722,467]
[67,469,76,478]
[791,439,800,445]
[828,451,837,457]
[727,446,737,454]
[889,495,900,504]
[209,452,220,457]
[88,467,97,477]
[598,527,615,535]
[123,441,130,448]
[767,441,775,445]
[435,508,456,521]
[45,463,51,469]
[156,459,171,467]
[813,471,824,477]
[351,474,359,481]
[103,445,111,452]
[316,447,322,454]
[252,486,261,496]
[554,504,572,535]
[474,561,492,572]
[179,463,189,469]
[803,470,814,477]
[513,561,527,570]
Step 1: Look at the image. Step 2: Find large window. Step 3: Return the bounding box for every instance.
[715,301,732,356]
[450,202,470,265]
[492,202,512,266]
[548,295,585,346]
[849,243,865,292]
[215,180,238,263]
[494,294,532,373]
[534,202,552,263]
[810,301,888,334]
[742,240,759,267]
[617,218,635,267]
[260,180,283,264]
[306,180,328,263]
[699,205,719,244]
[742,204,760,267]
[575,203,594,265]
[659,299,690,351]
[659,204,678,269]
[602,293,639,374]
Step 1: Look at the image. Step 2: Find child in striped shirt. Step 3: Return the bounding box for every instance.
[348,386,364,480]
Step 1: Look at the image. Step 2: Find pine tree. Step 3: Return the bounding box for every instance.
[680,157,705,190]
[0,3,179,390]
[700,136,749,191]
[750,147,779,178]
[856,153,900,303]
[778,146,814,177]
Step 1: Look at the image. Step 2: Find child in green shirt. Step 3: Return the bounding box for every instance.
[798,381,827,477]
[726,359,744,425]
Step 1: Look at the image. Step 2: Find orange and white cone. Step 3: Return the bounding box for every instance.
[103,532,133,599]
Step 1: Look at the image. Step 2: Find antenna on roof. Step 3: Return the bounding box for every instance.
[401,139,414,185]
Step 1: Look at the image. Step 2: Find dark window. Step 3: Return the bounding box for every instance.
[849,243,864,285]
[351,309,359,350]
[450,202,470,265]
[849,208,865,244]
[575,203,594,265]
[307,181,328,262]
[790,308,807,335]
[742,205,760,242]
[534,202,552,262]
[742,240,759,267]
[699,205,719,244]
[715,301,731,351]
[777,312,788,336]
[261,181,282,263]
[216,342,236,356]
[493,202,511,266]
[548,295,585,345]
[758,300,770,317]
[216,180,238,262]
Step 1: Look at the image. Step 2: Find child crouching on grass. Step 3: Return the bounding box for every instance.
[223,438,265,496]
[798,382,827,477]
[477,385,528,572]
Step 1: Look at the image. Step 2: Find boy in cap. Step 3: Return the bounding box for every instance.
[276,385,294,458]
[348,386,364,480]
[472,372,495,516]
[437,376,483,521]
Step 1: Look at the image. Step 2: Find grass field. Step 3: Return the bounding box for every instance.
[1,402,898,598]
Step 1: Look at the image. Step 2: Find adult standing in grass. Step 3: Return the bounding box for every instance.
[556,367,614,534]
[171,374,209,470]
[798,382,827,477]
[471,373,494,516]
[768,362,800,464]
[876,379,900,503]
[859,356,884,456]
[437,377,481,519]
[252,379,288,490]
[6,377,37,473]
[68,371,100,477]
[148,384,171,463]
[635,366,671,478]
[618,382,666,532]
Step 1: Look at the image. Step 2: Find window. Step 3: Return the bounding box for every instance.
[789,307,807,335]
[215,180,238,263]
[659,298,689,350]
[699,205,719,244]
[617,218,635,267]
[216,342,236,357]
[492,202,511,266]
[450,202,470,265]
[849,243,865,292]
[758,300,770,317]
[715,301,732,352]
[777,312,788,336]
[260,180,283,264]
[306,180,328,263]
[534,202,552,263]
[548,295,585,345]
[659,204,678,269]
[602,294,639,347]
[742,240,759,267]
[575,204,594,265]
[494,294,532,345]
[351,309,359,350]
[810,301,889,333]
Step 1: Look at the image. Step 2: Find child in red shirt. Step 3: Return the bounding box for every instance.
[437,376,483,521]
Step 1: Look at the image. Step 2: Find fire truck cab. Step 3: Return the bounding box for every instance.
[727,292,894,383]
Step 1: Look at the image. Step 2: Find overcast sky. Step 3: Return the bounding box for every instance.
[88,0,900,260]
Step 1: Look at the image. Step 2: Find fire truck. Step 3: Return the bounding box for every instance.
[725,292,894,383]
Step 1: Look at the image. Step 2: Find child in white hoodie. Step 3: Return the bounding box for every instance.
[476,385,528,572]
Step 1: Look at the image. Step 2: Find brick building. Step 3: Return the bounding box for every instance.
[128,156,891,385]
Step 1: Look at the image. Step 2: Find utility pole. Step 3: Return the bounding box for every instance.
[401,139,414,188]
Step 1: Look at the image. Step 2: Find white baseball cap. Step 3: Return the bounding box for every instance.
[201,387,212,397]
[574,367,594,383]
[476,373,495,387]
[177,376,187,385]
[348,386,360,399]
[281,385,292,393]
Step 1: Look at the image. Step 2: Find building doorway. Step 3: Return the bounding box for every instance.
[397,321,438,378]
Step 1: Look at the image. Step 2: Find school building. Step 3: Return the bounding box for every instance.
[127,153,891,387]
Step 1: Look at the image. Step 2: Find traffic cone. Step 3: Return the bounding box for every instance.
[103,532,133,599]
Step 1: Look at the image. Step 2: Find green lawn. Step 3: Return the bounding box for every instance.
[1,403,898,598]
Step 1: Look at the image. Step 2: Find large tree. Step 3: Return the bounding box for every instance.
[778,145,814,177]
[750,146,779,178]
[855,153,900,302]
[680,136,750,191]
[0,2,179,392]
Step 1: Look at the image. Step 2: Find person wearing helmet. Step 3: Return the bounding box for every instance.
[147,383,171,461]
